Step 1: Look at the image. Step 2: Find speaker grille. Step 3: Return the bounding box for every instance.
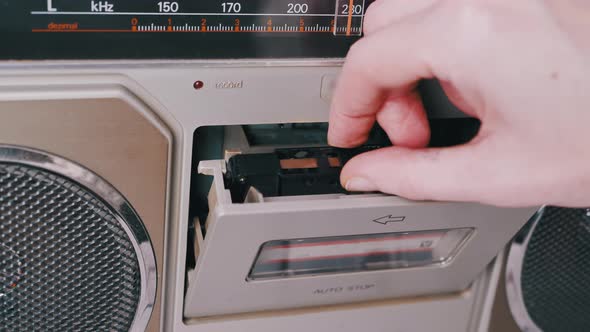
[519,207,590,332]
[0,162,142,331]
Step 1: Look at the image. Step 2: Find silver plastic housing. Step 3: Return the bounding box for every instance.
[184,160,537,317]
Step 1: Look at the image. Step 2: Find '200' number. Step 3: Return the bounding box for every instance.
[287,3,309,14]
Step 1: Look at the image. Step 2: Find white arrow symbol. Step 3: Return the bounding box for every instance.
[372,215,406,225]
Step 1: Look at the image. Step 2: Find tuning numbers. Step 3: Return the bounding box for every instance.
[221,2,242,13]
[158,1,179,13]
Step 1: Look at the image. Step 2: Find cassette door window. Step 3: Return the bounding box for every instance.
[249,229,473,280]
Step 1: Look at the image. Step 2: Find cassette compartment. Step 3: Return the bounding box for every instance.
[185,120,537,318]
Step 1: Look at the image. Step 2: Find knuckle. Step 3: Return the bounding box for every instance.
[395,178,428,201]
[344,40,373,76]
[346,38,366,61]
[388,155,429,200]
[453,1,495,37]
[430,0,497,70]
[362,0,384,34]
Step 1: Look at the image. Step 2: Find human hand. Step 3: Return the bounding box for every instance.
[328,0,590,207]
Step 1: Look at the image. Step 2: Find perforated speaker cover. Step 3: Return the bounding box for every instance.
[506,206,590,332]
[0,146,156,331]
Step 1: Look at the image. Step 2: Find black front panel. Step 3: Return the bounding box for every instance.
[0,0,374,59]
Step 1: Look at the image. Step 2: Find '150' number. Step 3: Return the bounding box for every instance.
[158,1,179,12]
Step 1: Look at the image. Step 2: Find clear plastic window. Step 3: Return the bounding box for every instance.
[248,228,473,280]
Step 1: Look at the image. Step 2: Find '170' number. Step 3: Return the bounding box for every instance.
[222,2,242,13]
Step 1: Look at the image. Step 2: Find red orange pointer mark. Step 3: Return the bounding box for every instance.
[346,0,354,36]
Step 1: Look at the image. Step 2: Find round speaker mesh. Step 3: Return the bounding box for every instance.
[0,162,142,331]
[520,207,590,332]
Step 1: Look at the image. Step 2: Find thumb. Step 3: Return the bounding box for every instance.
[341,143,490,202]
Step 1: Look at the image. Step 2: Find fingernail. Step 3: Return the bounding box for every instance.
[345,177,377,192]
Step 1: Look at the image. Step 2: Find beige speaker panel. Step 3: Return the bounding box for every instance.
[0,93,171,331]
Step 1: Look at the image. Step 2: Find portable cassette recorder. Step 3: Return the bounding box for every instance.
[0,1,547,332]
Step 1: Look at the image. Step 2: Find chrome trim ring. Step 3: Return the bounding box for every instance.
[0,145,157,332]
[505,207,544,332]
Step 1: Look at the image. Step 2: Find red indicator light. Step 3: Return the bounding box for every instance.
[193,81,204,90]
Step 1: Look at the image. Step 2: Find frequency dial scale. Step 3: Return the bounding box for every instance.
[0,0,374,59]
[34,0,370,36]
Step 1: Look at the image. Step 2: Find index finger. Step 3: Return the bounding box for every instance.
[328,10,440,147]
